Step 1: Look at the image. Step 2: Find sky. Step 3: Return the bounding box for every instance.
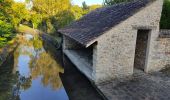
[14,0,103,6]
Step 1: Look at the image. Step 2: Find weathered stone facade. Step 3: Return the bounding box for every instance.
[94,0,163,83]
[62,0,168,85]
[150,30,170,71]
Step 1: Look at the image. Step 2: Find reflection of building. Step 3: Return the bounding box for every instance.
[59,0,170,84]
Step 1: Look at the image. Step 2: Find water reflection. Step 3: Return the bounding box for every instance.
[0,35,68,100]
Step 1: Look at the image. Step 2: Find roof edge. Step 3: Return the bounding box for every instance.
[59,0,157,47]
[84,0,157,47]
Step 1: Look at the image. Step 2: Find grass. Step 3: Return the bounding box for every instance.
[17,24,40,34]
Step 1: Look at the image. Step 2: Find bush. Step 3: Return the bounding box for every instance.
[160,0,170,29]
[0,20,14,47]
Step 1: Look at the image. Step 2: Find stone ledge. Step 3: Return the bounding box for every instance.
[63,50,94,81]
[159,29,170,38]
[0,41,18,66]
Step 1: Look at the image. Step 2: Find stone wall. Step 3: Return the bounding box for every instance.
[93,0,163,83]
[0,42,18,66]
[62,0,166,84]
[63,35,97,81]
[148,30,170,72]
[63,36,84,49]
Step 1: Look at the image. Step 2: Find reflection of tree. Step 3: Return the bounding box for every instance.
[13,47,20,74]
[30,52,64,90]
[0,35,64,100]
[19,75,32,91]
[33,36,43,50]
[0,53,19,100]
[12,72,32,99]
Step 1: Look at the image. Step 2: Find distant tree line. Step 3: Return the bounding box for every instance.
[0,0,101,47]
[24,0,101,34]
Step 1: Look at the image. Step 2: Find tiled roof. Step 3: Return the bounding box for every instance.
[59,0,155,47]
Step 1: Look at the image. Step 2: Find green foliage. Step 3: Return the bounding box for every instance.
[30,12,42,29]
[83,5,102,16]
[70,4,101,20]
[55,10,75,28]
[32,0,72,33]
[82,1,89,10]
[33,36,43,50]
[11,2,30,27]
[89,5,102,11]
[71,5,84,20]
[31,0,102,34]
[71,4,102,20]
[1,0,102,37]
[0,20,14,47]
[0,0,13,23]
[103,0,134,5]
[0,0,18,47]
[160,0,170,29]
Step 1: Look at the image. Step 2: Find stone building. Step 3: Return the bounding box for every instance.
[59,0,170,84]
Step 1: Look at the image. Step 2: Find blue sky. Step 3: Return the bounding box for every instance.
[14,0,103,6]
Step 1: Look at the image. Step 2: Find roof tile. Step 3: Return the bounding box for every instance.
[59,0,155,46]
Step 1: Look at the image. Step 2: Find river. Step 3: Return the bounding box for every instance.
[0,34,103,100]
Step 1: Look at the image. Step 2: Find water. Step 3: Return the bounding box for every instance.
[0,35,69,100]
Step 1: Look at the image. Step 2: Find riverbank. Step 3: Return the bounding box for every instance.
[0,25,104,100]
[0,37,18,66]
[0,25,32,66]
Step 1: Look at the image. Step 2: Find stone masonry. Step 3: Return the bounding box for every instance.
[61,0,169,85]
[94,0,164,83]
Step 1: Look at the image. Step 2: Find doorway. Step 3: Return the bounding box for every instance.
[134,30,150,71]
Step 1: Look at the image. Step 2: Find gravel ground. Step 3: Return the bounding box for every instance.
[97,69,170,100]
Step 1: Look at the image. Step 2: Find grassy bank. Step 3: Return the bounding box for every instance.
[17,24,40,35]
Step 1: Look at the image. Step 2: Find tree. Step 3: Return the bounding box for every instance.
[53,10,74,29]
[89,5,102,11]
[103,0,133,5]
[0,0,13,23]
[11,2,30,28]
[71,5,84,20]
[82,1,89,10]
[0,20,14,47]
[70,4,102,21]
[30,11,42,29]
[0,0,15,47]
[160,0,170,29]
[32,0,73,33]
[32,0,71,17]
